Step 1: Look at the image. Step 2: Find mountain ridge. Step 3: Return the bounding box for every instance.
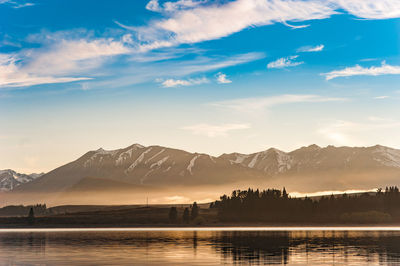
[0,170,44,191]
[3,143,400,205]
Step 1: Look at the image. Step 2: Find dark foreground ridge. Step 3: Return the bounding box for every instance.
[1,186,400,228]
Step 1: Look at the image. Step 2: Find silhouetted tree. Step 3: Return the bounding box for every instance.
[282,187,288,199]
[183,207,190,223]
[212,186,400,223]
[191,202,199,220]
[168,207,178,223]
[28,207,35,225]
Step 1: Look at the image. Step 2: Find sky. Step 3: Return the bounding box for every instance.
[1,0,400,173]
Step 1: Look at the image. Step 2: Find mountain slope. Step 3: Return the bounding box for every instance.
[8,143,400,205]
[0,170,44,191]
[221,144,400,175]
[222,144,400,191]
[14,144,264,193]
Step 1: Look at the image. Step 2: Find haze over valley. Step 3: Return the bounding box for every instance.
[2,143,400,206]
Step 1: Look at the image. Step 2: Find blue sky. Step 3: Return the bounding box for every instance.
[1,0,400,173]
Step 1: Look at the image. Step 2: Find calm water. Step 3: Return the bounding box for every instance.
[1,227,400,265]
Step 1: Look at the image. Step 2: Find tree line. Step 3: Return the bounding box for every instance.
[168,202,200,224]
[0,204,47,217]
[210,186,400,223]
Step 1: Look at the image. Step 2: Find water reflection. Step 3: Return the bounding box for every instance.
[212,231,290,264]
[0,229,399,265]
[212,230,400,265]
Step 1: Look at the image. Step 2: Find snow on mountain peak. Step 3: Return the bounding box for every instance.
[248,153,260,168]
[115,145,146,166]
[84,148,119,167]
[125,147,153,173]
[7,143,400,192]
[372,145,400,168]
[0,169,44,191]
[145,149,165,165]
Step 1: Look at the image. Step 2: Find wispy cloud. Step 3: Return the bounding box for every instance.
[5,0,400,89]
[12,2,34,8]
[267,55,303,69]
[182,123,250,137]
[128,46,205,63]
[323,61,400,80]
[211,94,346,112]
[281,20,310,29]
[146,0,205,13]
[297,44,324,52]
[0,35,132,88]
[25,37,131,76]
[160,77,208,87]
[174,52,265,76]
[0,0,34,8]
[2,29,261,89]
[216,72,232,84]
[334,0,400,19]
[374,95,389,99]
[88,52,265,90]
[125,0,400,51]
[360,58,378,62]
[0,54,91,88]
[131,0,335,50]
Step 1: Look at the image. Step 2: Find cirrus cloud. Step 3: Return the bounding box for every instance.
[129,0,400,51]
[323,61,400,80]
[0,36,132,88]
[374,96,389,99]
[297,44,324,52]
[0,0,35,8]
[267,55,303,69]
[146,0,206,13]
[160,77,209,87]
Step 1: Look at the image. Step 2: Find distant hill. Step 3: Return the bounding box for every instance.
[4,143,400,205]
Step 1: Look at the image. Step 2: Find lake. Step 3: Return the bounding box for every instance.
[1,227,400,265]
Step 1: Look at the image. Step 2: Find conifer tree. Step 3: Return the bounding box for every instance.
[28,207,35,225]
[191,202,199,220]
[183,207,190,223]
[168,207,178,223]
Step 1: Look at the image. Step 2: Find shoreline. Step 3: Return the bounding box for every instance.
[1,223,400,230]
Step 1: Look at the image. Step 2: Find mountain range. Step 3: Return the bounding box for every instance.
[2,143,400,205]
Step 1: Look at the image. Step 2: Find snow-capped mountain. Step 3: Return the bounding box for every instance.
[222,144,400,175]
[13,144,262,194]
[0,170,44,191]
[220,148,293,174]
[9,143,400,201]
